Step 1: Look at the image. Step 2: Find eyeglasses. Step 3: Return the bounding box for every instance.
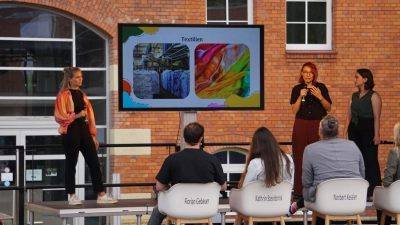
[302,71,313,75]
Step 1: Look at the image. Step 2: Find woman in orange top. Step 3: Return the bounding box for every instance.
[55,67,117,205]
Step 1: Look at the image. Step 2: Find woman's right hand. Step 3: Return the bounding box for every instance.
[74,110,86,119]
[300,88,308,97]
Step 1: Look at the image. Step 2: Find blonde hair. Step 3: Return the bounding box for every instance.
[59,67,81,92]
[394,122,400,149]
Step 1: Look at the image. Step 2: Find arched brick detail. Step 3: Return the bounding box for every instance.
[204,134,251,154]
[0,0,128,37]
[0,1,207,64]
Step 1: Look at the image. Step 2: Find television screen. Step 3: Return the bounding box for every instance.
[118,24,264,111]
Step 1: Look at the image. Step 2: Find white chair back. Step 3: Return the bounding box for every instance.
[229,181,293,217]
[373,180,400,213]
[305,178,369,216]
[158,182,221,219]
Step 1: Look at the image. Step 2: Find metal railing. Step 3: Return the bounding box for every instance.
[0,140,394,225]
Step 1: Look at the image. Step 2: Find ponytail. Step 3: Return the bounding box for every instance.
[59,67,81,92]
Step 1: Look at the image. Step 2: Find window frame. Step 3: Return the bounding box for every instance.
[0,3,111,183]
[213,148,247,182]
[286,0,332,50]
[206,0,254,25]
[0,4,109,126]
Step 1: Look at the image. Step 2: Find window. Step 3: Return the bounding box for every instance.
[214,149,246,187]
[286,0,332,50]
[0,5,108,126]
[206,0,253,25]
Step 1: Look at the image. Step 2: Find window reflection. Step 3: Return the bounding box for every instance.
[0,41,72,67]
[0,160,16,186]
[228,0,247,21]
[0,99,56,117]
[0,70,106,97]
[229,151,246,164]
[0,6,72,38]
[25,135,63,155]
[75,22,105,68]
[26,160,65,185]
[0,136,16,155]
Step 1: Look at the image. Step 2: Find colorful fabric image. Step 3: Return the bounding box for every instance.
[195,44,250,99]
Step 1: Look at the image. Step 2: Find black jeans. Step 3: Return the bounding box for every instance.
[348,116,381,197]
[61,120,104,194]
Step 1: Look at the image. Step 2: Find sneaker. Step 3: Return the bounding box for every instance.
[97,194,118,204]
[286,202,298,217]
[68,194,82,205]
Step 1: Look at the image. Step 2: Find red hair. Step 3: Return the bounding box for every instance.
[298,62,318,85]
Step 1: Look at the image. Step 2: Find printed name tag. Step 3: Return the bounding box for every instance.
[255,195,283,201]
[184,198,210,204]
[333,194,357,200]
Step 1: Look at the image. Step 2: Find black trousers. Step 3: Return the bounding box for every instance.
[377,210,394,225]
[61,120,104,194]
[348,116,381,197]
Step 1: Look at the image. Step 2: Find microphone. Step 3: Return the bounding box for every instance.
[301,85,307,102]
[82,105,88,124]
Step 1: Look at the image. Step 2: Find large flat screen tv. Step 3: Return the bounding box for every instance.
[118,24,264,111]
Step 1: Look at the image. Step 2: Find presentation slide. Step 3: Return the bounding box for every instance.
[118,24,264,111]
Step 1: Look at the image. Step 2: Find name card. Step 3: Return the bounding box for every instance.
[184,198,210,204]
[1,173,13,181]
[333,194,357,200]
[255,195,283,201]
[26,169,42,181]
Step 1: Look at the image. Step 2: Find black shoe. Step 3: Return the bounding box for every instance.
[293,195,302,201]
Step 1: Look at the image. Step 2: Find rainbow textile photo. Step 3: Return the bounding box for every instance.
[195,44,250,99]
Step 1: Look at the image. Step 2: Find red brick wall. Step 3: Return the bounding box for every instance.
[3,0,399,195]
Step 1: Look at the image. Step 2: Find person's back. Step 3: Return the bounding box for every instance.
[303,138,365,202]
[148,122,226,225]
[156,148,225,186]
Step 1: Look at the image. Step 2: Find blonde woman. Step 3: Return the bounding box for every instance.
[377,122,400,225]
[54,67,117,205]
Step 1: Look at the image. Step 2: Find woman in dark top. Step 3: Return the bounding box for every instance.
[344,68,382,200]
[54,67,117,205]
[290,62,332,198]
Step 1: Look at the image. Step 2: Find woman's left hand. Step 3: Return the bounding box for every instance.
[92,137,99,149]
[373,135,380,145]
[310,86,323,100]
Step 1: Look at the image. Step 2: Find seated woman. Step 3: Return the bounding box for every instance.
[376,122,400,225]
[287,115,365,219]
[238,126,294,188]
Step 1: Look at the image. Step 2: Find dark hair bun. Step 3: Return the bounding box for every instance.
[328,119,337,129]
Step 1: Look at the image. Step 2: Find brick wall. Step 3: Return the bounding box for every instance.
[3,0,400,194]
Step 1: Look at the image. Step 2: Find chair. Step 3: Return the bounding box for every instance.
[304,178,369,225]
[373,180,400,225]
[0,213,13,225]
[158,182,221,225]
[229,181,293,225]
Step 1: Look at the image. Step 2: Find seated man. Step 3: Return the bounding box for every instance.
[288,115,365,222]
[147,122,227,225]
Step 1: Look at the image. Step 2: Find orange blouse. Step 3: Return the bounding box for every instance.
[54,89,97,137]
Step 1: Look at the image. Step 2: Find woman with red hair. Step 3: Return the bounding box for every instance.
[289,62,332,199]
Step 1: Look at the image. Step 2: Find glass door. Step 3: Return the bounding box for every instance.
[0,129,106,225]
[0,131,20,224]
[21,129,78,225]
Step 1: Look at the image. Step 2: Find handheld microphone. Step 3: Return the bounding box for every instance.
[82,105,88,124]
[301,85,307,102]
